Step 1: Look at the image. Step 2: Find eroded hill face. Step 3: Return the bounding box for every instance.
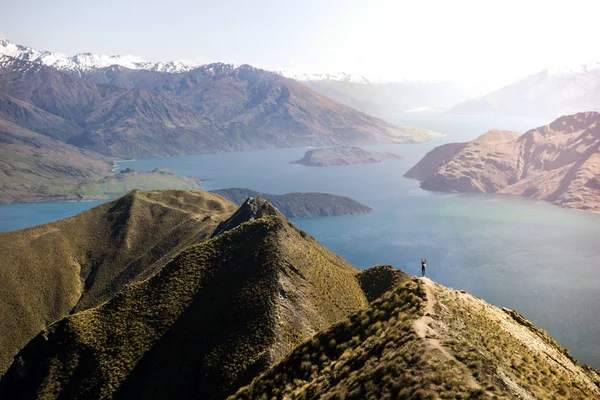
[232,278,600,399]
[0,197,369,399]
[405,112,600,212]
[0,190,238,375]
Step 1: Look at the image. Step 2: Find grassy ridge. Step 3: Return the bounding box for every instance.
[0,199,369,399]
[0,190,237,375]
[232,278,600,399]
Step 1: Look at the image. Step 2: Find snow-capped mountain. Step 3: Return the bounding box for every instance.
[546,61,600,77]
[451,62,600,118]
[0,39,201,73]
[278,70,376,84]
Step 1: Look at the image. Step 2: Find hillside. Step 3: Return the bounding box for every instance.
[83,63,439,149]
[0,56,228,158]
[0,113,201,203]
[294,76,480,116]
[405,112,600,212]
[0,197,369,399]
[450,65,600,118]
[292,146,402,167]
[0,116,111,203]
[211,188,373,217]
[233,277,600,399]
[0,190,238,375]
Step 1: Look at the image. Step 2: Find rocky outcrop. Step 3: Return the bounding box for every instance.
[405,112,600,213]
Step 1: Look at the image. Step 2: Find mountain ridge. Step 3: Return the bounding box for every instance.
[405,111,600,212]
[0,195,370,399]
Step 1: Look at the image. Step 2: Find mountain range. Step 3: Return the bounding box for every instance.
[0,39,438,160]
[0,190,598,399]
[280,70,482,116]
[405,111,600,213]
[451,63,600,118]
[0,40,441,203]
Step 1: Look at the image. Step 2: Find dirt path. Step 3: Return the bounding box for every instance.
[414,277,483,391]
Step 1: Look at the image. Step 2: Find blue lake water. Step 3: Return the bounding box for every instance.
[1,112,599,368]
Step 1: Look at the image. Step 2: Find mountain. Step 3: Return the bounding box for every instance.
[405,112,600,212]
[1,191,598,399]
[0,53,438,159]
[292,146,402,167]
[0,190,238,374]
[0,39,200,73]
[279,70,482,116]
[233,277,600,399]
[0,115,111,203]
[0,93,202,203]
[82,63,438,149]
[0,56,228,158]
[210,188,373,217]
[450,63,600,118]
[0,196,370,399]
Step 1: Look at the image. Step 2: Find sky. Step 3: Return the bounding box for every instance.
[2,0,599,89]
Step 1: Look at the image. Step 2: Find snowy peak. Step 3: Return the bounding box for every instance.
[0,39,201,73]
[278,70,374,84]
[546,61,600,77]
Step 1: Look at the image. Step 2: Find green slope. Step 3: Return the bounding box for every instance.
[0,198,369,399]
[0,190,237,375]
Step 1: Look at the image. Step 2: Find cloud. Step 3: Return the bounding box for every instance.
[0,33,9,40]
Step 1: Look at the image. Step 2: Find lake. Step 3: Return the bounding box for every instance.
[1,112,599,368]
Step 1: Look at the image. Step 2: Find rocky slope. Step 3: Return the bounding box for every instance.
[450,64,600,118]
[233,277,600,399]
[0,190,238,374]
[211,188,373,217]
[292,146,402,167]
[0,196,370,399]
[405,112,600,212]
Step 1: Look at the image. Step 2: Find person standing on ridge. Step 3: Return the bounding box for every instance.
[421,258,427,277]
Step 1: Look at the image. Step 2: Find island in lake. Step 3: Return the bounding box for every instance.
[292,146,402,167]
[405,111,600,213]
[210,188,373,217]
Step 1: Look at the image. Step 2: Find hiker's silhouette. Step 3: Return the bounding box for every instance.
[421,258,427,277]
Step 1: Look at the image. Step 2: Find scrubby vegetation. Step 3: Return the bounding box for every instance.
[0,190,237,375]
[0,199,369,399]
[356,264,409,302]
[233,278,600,399]
[231,279,479,399]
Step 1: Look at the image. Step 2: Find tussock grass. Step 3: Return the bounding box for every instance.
[0,200,370,400]
[0,189,237,375]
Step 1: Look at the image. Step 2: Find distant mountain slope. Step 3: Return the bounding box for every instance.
[210,188,373,217]
[0,92,84,141]
[0,197,369,399]
[233,277,600,399]
[0,116,110,203]
[83,63,438,149]
[299,78,479,116]
[292,146,402,167]
[450,64,600,118]
[0,56,228,158]
[0,190,238,374]
[405,112,600,212]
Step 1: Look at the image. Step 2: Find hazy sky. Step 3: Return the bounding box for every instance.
[2,0,599,88]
